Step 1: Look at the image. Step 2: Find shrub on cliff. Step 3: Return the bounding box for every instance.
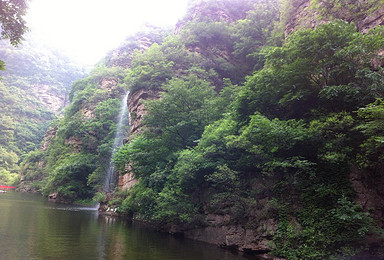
[118,20,384,258]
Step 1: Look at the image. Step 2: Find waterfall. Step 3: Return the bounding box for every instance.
[104,92,130,192]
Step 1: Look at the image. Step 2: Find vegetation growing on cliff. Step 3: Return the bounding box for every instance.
[18,0,384,258]
[0,36,84,186]
[20,66,128,199]
[310,0,384,22]
[114,19,384,260]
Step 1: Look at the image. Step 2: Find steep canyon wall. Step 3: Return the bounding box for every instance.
[115,0,384,256]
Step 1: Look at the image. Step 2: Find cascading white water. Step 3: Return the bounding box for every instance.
[104,92,130,192]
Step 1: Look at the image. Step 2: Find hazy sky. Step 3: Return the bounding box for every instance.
[26,0,190,65]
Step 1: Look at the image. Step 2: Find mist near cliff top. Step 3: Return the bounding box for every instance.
[26,0,190,66]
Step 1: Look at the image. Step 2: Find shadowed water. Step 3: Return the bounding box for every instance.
[0,191,254,259]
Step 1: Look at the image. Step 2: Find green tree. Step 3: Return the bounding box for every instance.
[310,0,384,22]
[356,99,384,166]
[0,0,29,70]
[231,0,280,67]
[236,21,384,121]
[127,44,174,92]
[0,0,28,45]
[144,74,217,149]
[42,153,97,200]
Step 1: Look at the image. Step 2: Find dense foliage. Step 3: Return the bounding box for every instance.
[0,0,29,73]
[114,18,384,260]
[310,0,384,22]
[20,65,127,200]
[0,36,83,185]
[0,0,28,47]
[19,0,384,258]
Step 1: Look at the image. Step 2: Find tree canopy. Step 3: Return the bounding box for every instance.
[0,0,29,70]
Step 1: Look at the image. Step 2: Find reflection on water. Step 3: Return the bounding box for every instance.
[0,191,253,260]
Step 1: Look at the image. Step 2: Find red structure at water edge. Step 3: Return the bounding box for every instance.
[0,185,15,189]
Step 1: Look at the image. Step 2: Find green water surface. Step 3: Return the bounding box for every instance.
[0,191,254,260]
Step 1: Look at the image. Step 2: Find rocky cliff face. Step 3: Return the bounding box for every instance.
[105,25,169,69]
[175,0,255,33]
[350,166,384,227]
[115,3,279,256]
[184,218,278,257]
[117,1,260,190]
[115,0,384,256]
[285,0,384,35]
[106,30,165,191]
[30,84,68,113]
[126,89,160,136]
[41,126,58,151]
[358,5,384,32]
[117,89,160,191]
